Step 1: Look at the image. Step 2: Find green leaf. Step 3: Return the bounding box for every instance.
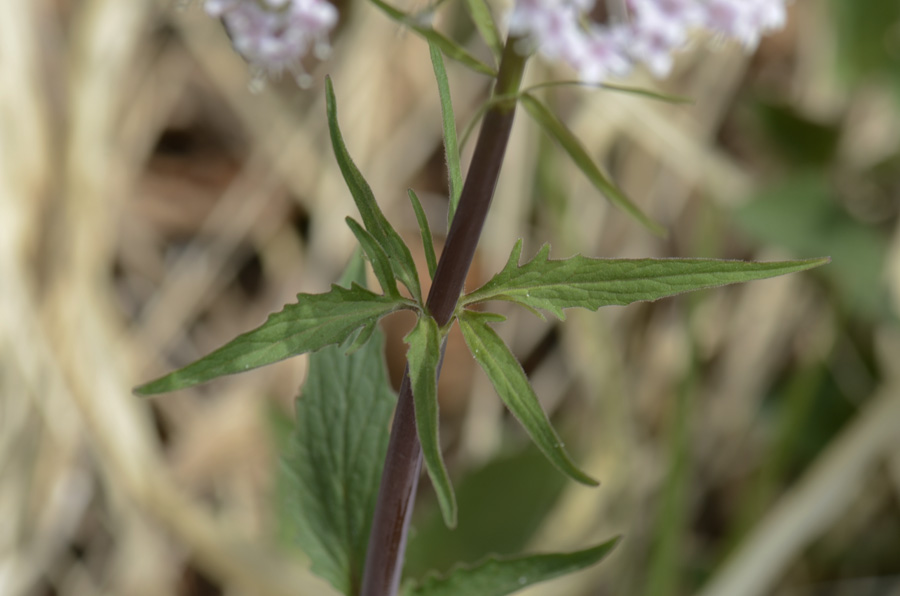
[407,189,437,279]
[135,284,408,395]
[518,92,666,237]
[458,311,598,487]
[368,0,496,76]
[462,0,502,63]
[340,248,369,288]
[406,316,457,527]
[402,537,621,596]
[280,314,397,595]
[523,80,693,104]
[405,444,569,579]
[461,240,831,320]
[326,77,423,303]
[346,318,380,355]
[346,216,401,299]
[428,41,464,228]
[342,249,384,356]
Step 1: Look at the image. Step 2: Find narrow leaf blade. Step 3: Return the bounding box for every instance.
[407,189,438,279]
[459,100,491,151]
[524,80,693,104]
[368,0,496,76]
[428,41,463,228]
[326,77,422,302]
[340,248,369,288]
[406,316,457,527]
[346,216,401,298]
[135,285,405,395]
[280,319,396,595]
[462,239,831,320]
[519,92,666,237]
[458,311,597,486]
[404,536,621,596]
[463,0,503,61]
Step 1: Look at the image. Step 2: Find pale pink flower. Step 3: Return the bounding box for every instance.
[508,0,788,82]
[205,0,338,86]
[569,24,632,82]
[627,5,688,77]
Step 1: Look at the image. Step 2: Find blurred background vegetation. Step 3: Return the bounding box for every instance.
[2,1,899,595]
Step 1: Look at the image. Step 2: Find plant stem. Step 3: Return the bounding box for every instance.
[360,37,527,596]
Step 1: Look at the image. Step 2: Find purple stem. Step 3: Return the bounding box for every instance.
[360,37,527,596]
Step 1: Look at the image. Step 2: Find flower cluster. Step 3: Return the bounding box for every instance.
[508,0,787,82]
[205,0,338,86]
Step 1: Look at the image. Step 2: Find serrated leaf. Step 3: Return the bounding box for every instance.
[458,311,597,487]
[407,189,437,279]
[345,319,380,355]
[518,92,666,237]
[135,284,408,395]
[326,77,423,303]
[280,319,397,596]
[346,216,401,299]
[428,41,463,228]
[461,239,831,320]
[406,316,457,527]
[368,0,496,76]
[402,536,621,596]
[463,0,502,61]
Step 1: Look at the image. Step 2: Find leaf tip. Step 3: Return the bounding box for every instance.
[510,238,525,265]
[431,467,459,529]
[536,242,552,262]
[442,502,459,529]
[565,460,600,487]
[132,375,174,398]
[580,473,600,487]
[131,384,153,398]
[647,218,669,239]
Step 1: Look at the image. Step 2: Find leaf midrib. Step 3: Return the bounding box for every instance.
[464,258,825,305]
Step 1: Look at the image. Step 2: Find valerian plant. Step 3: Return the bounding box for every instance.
[138,1,826,595]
